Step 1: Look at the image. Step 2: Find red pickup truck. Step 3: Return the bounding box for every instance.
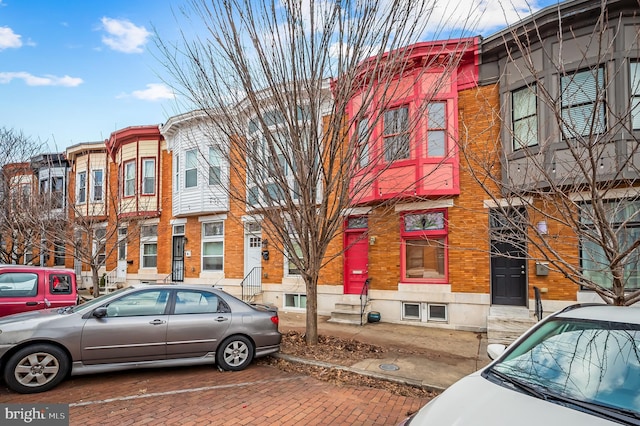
[0,265,78,317]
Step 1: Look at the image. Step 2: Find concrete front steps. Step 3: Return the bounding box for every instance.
[328,302,368,325]
[487,305,537,345]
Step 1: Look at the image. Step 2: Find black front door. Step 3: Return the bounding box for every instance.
[172,236,185,282]
[491,240,527,306]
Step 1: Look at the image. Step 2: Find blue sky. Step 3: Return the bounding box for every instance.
[0,0,556,151]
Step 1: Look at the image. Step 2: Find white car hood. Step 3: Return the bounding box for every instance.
[409,372,619,426]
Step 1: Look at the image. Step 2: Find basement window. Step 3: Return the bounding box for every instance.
[427,303,448,322]
[284,293,306,309]
[402,302,421,320]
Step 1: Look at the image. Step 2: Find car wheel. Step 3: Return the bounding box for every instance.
[216,336,254,371]
[3,344,69,394]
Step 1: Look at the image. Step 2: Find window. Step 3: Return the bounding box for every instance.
[174,290,229,314]
[267,133,288,178]
[174,154,180,188]
[630,62,640,130]
[202,221,223,271]
[581,200,640,290]
[51,176,63,208]
[118,227,127,261]
[77,171,87,203]
[512,85,538,149]
[355,118,369,168]
[185,150,197,188]
[124,161,135,197]
[0,273,38,297]
[287,242,303,275]
[284,293,307,309]
[141,224,158,268]
[402,211,447,282]
[53,240,65,266]
[142,159,156,195]
[427,102,447,157]
[105,290,169,317]
[94,228,107,266]
[427,304,448,322]
[50,274,71,294]
[92,169,103,201]
[402,302,421,320]
[561,67,605,138]
[209,147,221,185]
[383,106,410,162]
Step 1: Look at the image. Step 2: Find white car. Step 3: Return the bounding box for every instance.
[400,304,640,425]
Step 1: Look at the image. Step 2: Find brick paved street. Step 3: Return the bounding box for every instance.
[1,364,429,425]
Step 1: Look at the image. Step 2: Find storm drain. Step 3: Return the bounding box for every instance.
[378,363,400,371]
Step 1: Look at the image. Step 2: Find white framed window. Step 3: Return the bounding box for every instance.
[287,241,303,276]
[560,67,605,138]
[284,293,307,309]
[124,161,135,197]
[427,102,447,157]
[92,169,103,202]
[202,221,223,271]
[383,106,410,162]
[209,146,221,185]
[402,302,421,320]
[94,227,107,266]
[77,171,86,204]
[512,85,538,149]
[142,159,156,195]
[427,303,448,322]
[630,61,640,130]
[185,150,197,188]
[174,154,180,189]
[141,224,158,268]
[118,227,127,262]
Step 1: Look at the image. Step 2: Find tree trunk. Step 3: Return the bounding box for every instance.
[304,275,319,345]
[92,267,100,298]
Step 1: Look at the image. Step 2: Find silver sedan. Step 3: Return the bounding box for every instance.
[0,284,281,394]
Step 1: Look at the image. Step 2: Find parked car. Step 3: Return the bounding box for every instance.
[0,284,281,393]
[0,265,77,317]
[400,304,640,425]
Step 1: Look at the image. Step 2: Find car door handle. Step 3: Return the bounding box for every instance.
[215,317,228,322]
[149,319,166,325]
[26,302,38,306]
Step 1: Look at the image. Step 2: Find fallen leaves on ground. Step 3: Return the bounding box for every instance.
[258,330,439,400]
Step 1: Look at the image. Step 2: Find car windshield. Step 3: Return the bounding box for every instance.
[490,318,640,416]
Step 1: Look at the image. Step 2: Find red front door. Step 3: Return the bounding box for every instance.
[344,232,369,294]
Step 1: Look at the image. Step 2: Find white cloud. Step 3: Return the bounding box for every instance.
[101,17,150,54]
[118,83,175,101]
[0,72,83,87]
[0,26,22,50]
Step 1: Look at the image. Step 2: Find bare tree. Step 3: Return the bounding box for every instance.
[156,0,478,344]
[52,153,148,298]
[0,128,45,265]
[459,0,640,306]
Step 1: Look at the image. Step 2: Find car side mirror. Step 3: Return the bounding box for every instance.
[487,343,506,360]
[93,307,108,318]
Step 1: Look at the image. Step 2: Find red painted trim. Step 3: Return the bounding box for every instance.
[399,209,449,284]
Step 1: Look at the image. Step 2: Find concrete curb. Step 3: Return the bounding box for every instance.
[272,353,446,393]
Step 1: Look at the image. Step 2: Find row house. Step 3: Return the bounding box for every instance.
[477,0,640,339]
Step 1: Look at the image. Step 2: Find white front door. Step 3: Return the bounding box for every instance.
[244,223,262,277]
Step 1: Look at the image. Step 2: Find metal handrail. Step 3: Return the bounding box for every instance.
[360,278,371,326]
[241,267,263,303]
